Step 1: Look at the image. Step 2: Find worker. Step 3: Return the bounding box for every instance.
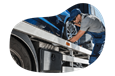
[68,8,105,64]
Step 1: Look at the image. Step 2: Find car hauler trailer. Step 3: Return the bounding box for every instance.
[0,3,106,73]
[10,21,91,73]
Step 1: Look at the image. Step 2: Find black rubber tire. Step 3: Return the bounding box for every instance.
[62,26,68,40]
[10,36,32,70]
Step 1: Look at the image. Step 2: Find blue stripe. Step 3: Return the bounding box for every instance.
[39,17,60,31]
[66,10,70,14]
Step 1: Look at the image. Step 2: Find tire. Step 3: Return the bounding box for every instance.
[10,36,32,70]
[63,21,78,45]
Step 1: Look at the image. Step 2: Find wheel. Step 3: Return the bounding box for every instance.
[10,36,32,70]
[62,21,78,54]
[64,21,78,44]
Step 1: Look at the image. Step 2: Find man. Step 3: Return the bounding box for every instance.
[68,8,105,64]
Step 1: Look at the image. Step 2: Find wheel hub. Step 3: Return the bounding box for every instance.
[66,21,78,43]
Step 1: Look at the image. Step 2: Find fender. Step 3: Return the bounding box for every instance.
[11,29,39,72]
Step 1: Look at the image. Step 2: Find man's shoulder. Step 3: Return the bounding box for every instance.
[82,14,91,21]
[84,14,101,23]
[82,14,96,18]
[82,14,101,22]
[87,14,99,20]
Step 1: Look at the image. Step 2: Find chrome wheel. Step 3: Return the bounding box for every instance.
[66,21,78,43]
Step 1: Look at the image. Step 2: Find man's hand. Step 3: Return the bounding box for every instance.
[74,23,81,27]
[68,30,86,43]
[68,36,77,43]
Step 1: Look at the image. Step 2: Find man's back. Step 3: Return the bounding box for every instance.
[80,14,105,33]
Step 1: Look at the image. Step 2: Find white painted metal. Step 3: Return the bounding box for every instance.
[14,21,91,55]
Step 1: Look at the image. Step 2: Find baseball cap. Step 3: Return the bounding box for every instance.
[68,8,82,21]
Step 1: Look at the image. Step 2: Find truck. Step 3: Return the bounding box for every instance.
[10,3,104,73]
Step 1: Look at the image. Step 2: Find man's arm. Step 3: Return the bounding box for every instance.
[68,30,86,43]
[74,23,81,27]
[74,24,81,27]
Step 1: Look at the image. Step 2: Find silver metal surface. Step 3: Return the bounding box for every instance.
[39,41,59,51]
[69,50,73,67]
[13,21,91,72]
[14,21,91,55]
[63,55,89,64]
[62,67,81,72]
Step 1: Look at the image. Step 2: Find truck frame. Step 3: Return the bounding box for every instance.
[10,4,104,73]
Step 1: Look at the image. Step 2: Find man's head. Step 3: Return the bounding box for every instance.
[68,8,82,24]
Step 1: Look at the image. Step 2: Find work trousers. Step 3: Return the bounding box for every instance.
[87,31,105,67]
